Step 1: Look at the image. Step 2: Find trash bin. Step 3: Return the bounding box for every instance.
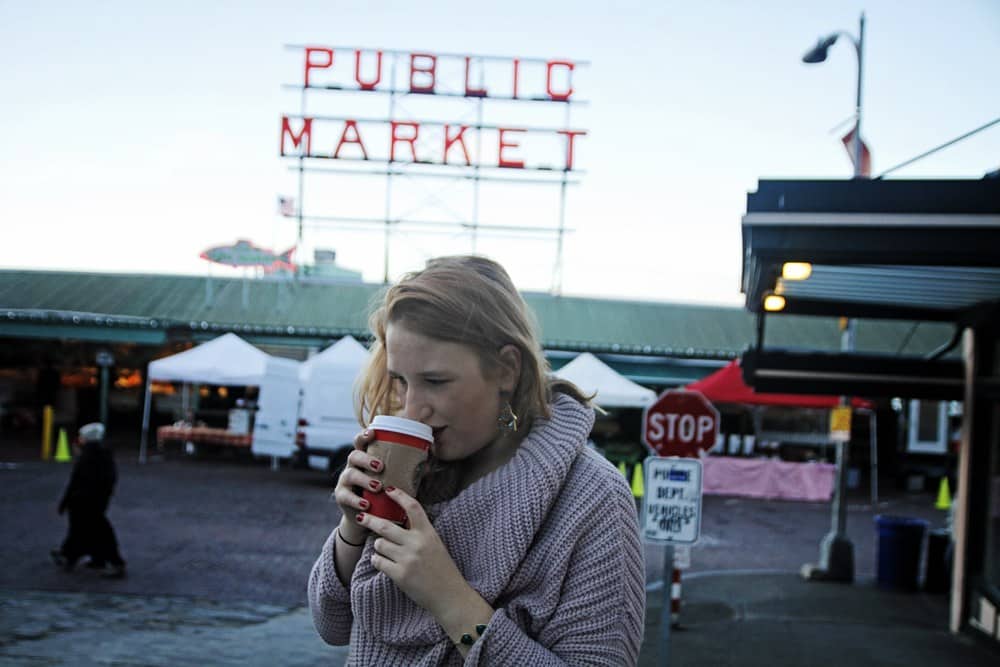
[924,528,951,594]
[874,515,928,591]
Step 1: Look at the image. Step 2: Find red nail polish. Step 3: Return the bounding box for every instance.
[386,486,396,492]
[359,499,369,510]
[370,460,382,471]
[369,480,380,491]
[356,512,365,522]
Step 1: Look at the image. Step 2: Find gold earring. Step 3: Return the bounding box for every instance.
[498,402,518,433]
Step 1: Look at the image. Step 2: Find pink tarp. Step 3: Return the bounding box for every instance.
[701,456,836,502]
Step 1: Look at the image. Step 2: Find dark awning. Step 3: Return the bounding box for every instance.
[740,178,1000,399]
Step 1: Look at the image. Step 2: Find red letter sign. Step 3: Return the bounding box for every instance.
[354,50,383,91]
[334,120,369,159]
[464,57,487,97]
[444,125,471,165]
[546,60,575,101]
[557,130,587,170]
[304,47,334,87]
[409,53,437,93]
[497,128,525,168]
[280,116,313,156]
[390,121,420,162]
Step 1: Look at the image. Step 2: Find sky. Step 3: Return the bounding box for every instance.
[2,0,998,307]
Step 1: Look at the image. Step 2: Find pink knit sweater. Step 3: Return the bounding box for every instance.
[308,394,646,665]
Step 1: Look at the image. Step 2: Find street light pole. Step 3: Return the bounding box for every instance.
[800,13,868,584]
[801,12,867,178]
[853,13,865,178]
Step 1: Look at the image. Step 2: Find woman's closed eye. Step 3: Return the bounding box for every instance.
[391,375,449,392]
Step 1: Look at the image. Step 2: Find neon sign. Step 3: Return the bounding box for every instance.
[279,46,588,172]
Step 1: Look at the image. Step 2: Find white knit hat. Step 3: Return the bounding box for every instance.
[78,422,105,443]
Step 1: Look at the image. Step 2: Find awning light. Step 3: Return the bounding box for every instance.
[782,262,812,281]
[763,294,786,312]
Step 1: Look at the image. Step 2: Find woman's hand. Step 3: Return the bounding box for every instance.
[332,429,383,544]
[358,487,491,628]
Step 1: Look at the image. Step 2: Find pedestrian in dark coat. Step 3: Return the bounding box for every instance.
[51,422,127,578]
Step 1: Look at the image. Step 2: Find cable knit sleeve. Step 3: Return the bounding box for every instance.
[307,529,355,645]
[464,464,645,666]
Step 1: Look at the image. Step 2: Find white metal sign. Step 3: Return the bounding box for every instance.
[641,457,703,544]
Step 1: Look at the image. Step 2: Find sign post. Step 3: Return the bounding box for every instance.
[641,389,718,665]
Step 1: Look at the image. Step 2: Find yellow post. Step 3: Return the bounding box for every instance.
[41,405,54,460]
[631,461,644,499]
[618,461,628,478]
[935,477,952,510]
[54,428,72,463]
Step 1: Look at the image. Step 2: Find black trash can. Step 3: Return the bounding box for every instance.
[924,528,952,594]
[874,515,928,591]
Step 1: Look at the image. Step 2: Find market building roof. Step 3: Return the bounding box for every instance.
[0,269,956,386]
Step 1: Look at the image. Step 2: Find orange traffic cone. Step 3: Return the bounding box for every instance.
[935,477,951,510]
[54,429,72,463]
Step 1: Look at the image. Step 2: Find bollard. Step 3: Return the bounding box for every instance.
[670,567,682,627]
[660,544,674,665]
[41,405,54,460]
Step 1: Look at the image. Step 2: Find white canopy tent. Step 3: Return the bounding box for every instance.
[297,335,371,469]
[299,335,369,384]
[552,352,656,408]
[139,333,301,462]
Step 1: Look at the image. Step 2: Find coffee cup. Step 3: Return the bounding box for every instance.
[362,416,433,523]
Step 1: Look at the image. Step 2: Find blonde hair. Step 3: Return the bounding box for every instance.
[357,255,589,439]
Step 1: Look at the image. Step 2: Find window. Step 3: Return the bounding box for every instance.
[907,400,948,455]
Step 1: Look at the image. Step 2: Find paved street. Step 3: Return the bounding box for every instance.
[0,441,963,665]
[0,589,345,666]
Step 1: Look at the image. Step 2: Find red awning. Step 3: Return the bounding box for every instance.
[686,360,873,410]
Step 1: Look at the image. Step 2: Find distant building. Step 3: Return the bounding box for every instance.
[299,249,362,282]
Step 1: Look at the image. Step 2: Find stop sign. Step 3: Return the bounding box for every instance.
[643,390,719,458]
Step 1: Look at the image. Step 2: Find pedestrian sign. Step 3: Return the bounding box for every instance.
[641,457,702,544]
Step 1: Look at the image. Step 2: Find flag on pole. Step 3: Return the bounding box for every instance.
[840,124,872,177]
[277,196,296,217]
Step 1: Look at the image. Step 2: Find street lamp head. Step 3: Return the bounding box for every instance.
[802,34,839,63]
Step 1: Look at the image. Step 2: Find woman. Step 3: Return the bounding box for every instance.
[308,255,645,665]
[51,422,127,578]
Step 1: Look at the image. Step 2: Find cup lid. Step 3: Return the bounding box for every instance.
[370,415,433,443]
